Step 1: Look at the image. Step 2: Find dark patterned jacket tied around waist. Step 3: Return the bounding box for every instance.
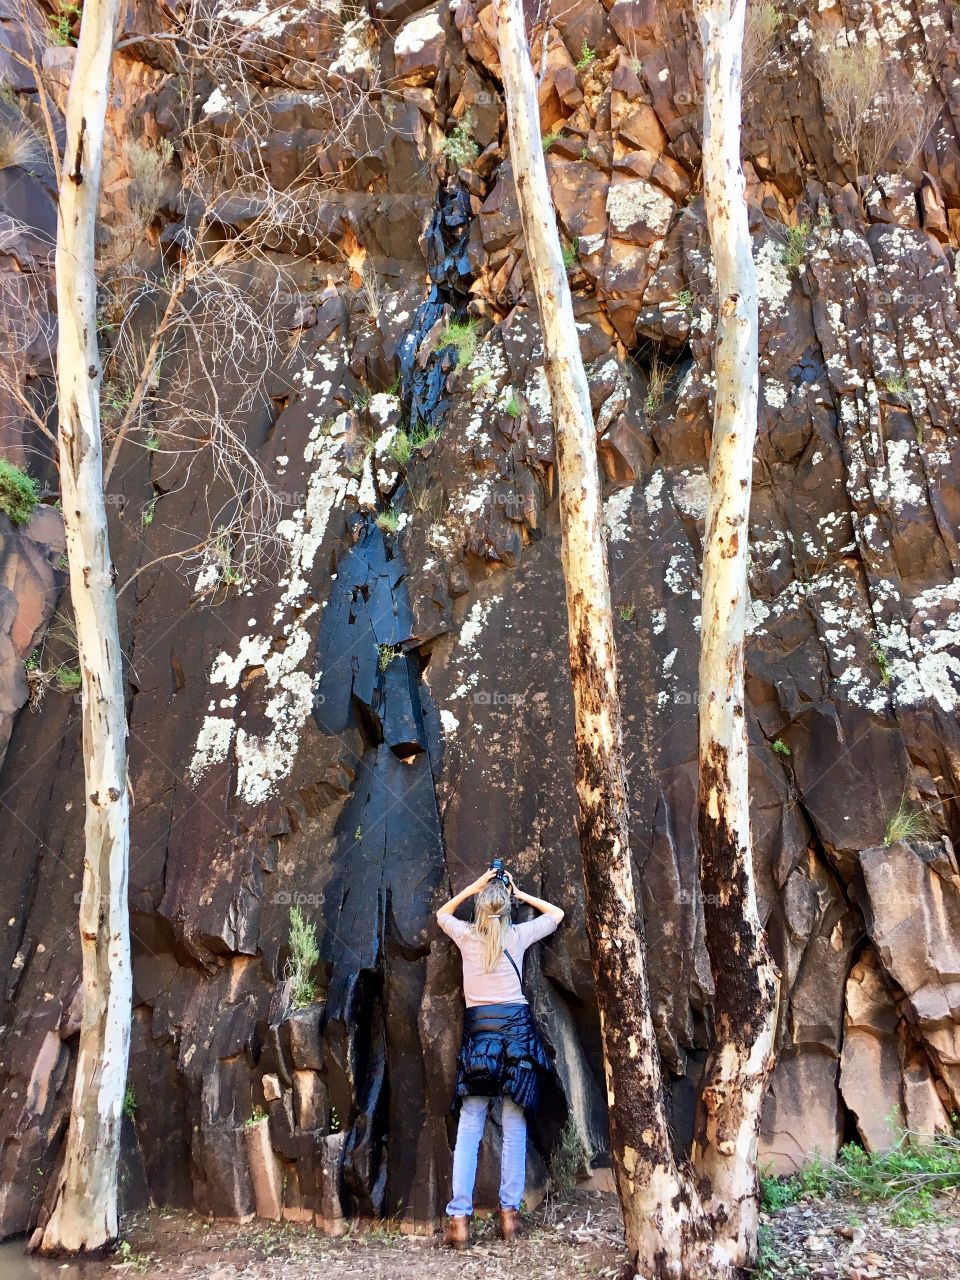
[450,1002,553,1115]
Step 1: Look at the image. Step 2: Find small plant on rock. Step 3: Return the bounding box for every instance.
[49,1,81,47]
[771,738,791,756]
[575,40,597,73]
[503,393,521,419]
[0,459,40,525]
[440,114,479,168]
[870,639,891,685]
[377,643,400,672]
[618,602,637,621]
[562,239,579,269]
[285,906,320,1009]
[122,1085,137,1120]
[245,1104,266,1127]
[54,665,82,694]
[541,130,563,152]
[780,220,811,271]
[675,288,694,313]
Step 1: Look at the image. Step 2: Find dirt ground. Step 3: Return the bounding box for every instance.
[3,1188,960,1279]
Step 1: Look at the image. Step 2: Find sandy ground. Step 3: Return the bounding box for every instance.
[2,1188,960,1279]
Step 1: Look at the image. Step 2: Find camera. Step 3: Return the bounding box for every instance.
[490,858,510,886]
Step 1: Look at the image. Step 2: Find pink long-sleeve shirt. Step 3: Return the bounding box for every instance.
[436,911,558,1007]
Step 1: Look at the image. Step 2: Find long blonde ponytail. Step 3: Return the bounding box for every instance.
[473,882,512,973]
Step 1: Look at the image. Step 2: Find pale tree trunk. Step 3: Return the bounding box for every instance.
[690,0,780,1268]
[494,3,706,1275]
[38,0,131,1255]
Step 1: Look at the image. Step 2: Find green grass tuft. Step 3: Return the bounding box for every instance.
[376,508,400,533]
[386,430,412,467]
[884,798,934,847]
[760,1134,960,1224]
[0,458,40,525]
[440,318,478,369]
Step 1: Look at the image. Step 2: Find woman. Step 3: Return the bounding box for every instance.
[436,865,564,1247]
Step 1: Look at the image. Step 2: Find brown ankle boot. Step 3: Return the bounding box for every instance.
[497,1207,519,1240]
[444,1214,469,1248]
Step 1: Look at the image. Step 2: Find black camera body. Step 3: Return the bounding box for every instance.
[489,858,510,885]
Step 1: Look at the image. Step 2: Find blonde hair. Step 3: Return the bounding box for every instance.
[473,881,512,973]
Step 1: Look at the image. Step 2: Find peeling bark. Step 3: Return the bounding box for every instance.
[37,0,131,1255]
[690,0,781,1267]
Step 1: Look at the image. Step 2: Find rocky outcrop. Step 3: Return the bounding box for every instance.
[2,0,960,1232]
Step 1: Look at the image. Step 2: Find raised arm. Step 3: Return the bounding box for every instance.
[506,873,564,924]
[437,867,497,917]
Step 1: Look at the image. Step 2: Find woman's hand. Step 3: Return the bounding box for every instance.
[504,870,519,895]
[469,868,497,894]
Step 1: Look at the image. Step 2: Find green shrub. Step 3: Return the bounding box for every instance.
[378,643,400,672]
[440,115,479,168]
[575,40,596,73]
[122,1085,137,1120]
[771,738,791,756]
[548,1116,593,1196]
[286,906,319,1009]
[780,220,811,270]
[0,459,40,525]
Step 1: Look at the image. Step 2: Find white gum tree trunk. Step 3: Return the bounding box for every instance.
[689,0,780,1267]
[494,2,705,1274]
[38,0,131,1255]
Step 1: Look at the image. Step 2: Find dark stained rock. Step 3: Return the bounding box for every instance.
[3,0,960,1239]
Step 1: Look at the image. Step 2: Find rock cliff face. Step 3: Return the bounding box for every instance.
[2,0,960,1236]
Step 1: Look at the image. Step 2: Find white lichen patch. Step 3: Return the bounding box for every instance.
[606,179,674,237]
[330,14,377,75]
[671,469,710,521]
[440,594,503,735]
[885,438,925,509]
[525,365,552,422]
[187,396,347,803]
[394,6,442,58]
[202,86,233,117]
[754,239,792,316]
[604,486,635,542]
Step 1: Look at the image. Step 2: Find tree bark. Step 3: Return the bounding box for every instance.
[38,0,131,1255]
[689,0,780,1267]
[494,3,707,1275]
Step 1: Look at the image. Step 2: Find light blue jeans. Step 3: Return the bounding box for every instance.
[446,1094,526,1215]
